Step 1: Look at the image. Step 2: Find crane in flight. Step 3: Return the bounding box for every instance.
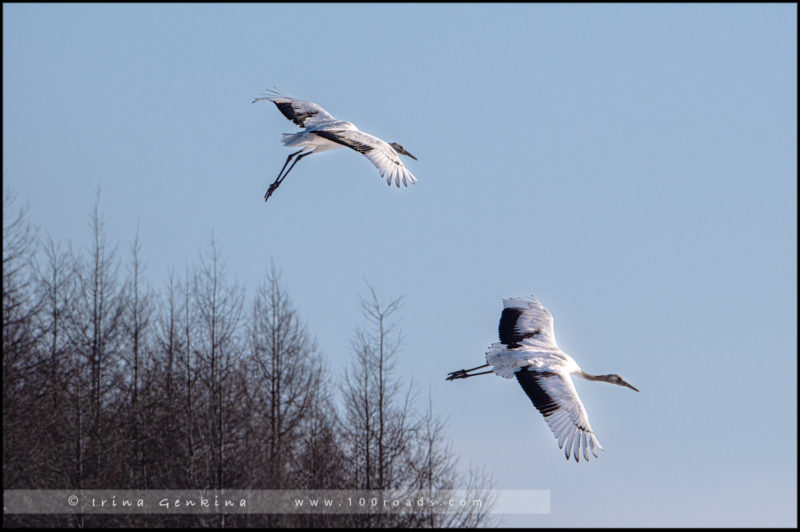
[447,295,639,462]
[253,89,418,202]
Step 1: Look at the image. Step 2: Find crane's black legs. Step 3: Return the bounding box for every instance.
[446,363,491,381]
[265,149,303,201]
[264,149,312,202]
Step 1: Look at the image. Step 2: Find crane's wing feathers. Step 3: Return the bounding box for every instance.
[274,100,332,127]
[499,307,532,347]
[312,130,374,155]
[515,368,604,462]
[253,90,337,128]
[515,369,562,416]
[313,129,417,188]
[501,295,558,349]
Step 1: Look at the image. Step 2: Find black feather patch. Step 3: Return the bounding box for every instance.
[498,307,523,346]
[275,101,318,127]
[312,130,374,154]
[516,369,560,417]
[498,307,540,347]
[500,307,533,347]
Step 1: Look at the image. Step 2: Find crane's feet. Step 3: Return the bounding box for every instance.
[264,183,279,202]
[446,369,469,381]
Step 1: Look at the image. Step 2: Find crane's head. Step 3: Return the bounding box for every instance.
[390,142,417,160]
[607,374,639,392]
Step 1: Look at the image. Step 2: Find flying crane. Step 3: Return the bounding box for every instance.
[447,295,639,462]
[253,89,418,202]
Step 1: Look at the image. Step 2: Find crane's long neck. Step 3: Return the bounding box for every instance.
[579,370,639,391]
[579,371,616,383]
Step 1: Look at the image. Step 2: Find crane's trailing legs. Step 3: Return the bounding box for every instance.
[446,363,492,381]
[264,149,313,202]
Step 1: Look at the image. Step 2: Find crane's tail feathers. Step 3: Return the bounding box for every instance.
[280,132,306,147]
[484,343,524,379]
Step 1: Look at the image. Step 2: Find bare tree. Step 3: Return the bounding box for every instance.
[406,390,497,528]
[233,263,329,526]
[33,236,76,410]
[144,266,184,489]
[179,261,200,488]
[120,225,154,489]
[192,234,244,525]
[2,185,38,378]
[340,284,495,527]
[2,186,42,490]
[245,264,321,486]
[62,189,126,489]
[158,268,180,408]
[20,235,80,500]
[341,284,418,488]
[339,284,423,527]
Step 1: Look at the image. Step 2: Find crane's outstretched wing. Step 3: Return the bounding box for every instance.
[499,296,558,350]
[253,89,337,128]
[311,129,417,188]
[515,368,604,462]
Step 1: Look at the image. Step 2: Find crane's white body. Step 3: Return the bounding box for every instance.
[485,344,579,379]
[280,129,344,155]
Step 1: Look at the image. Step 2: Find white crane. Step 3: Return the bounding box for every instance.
[447,295,638,462]
[253,89,418,202]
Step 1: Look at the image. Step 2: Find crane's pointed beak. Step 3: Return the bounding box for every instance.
[624,381,639,392]
[392,144,417,161]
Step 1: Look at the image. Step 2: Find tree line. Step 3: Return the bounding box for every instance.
[2,187,494,527]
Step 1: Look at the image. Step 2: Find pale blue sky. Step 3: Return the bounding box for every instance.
[3,3,796,527]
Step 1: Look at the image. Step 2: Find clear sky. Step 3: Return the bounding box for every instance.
[3,3,796,527]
